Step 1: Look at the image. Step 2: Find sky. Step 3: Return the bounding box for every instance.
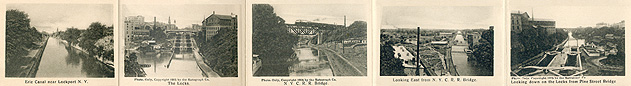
[7,4,113,33]
[270,4,368,26]
[381,6,499,29]
[121,4,240,28]
[511,6,626,28]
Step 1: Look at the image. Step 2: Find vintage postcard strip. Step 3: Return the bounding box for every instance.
[118,0,244,86]
[375,0,505,86]
[508,0,631,86]
[246,0,372,86]
[1,0,118,85]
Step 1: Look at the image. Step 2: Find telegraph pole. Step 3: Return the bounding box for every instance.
[416,27,420,76]
[416,27,433,76]
[342,15,346,54]
[154,17,157,73]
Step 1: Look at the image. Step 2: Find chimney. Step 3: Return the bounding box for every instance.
[213,11,215,14]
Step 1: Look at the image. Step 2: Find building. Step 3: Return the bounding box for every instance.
[595,21,625,29]
[511,11,556,33]
[125,16,151,44]
[438,32,453,38]
[125,16,146,43]
[125,15,178,48]
[510,11,528,33]
[201,11,238,41]
[530,18,555,29]
[467,32,480,47]
[611,21,625,28]
[605,34,615,39]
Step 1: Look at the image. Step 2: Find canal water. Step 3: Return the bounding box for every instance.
[565,32,585,47]
[137,52,203,77]
[451,32,493,76]
[289,48,333,76]
[35,38,113,78]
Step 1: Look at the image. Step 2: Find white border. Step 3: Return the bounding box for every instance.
[374,0,505,86]
[245,0,373,86]
[1,0,118,85]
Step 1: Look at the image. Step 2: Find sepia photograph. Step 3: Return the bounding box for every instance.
[122,4,239,77]
[380,6,495,76]
[5,4,115,78]
[510,6,625,76]
[252,4,367,76]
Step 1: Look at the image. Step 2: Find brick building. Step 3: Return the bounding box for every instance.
[200,11,237,41]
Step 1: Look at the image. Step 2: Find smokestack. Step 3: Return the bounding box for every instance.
[344,15,346,28]
[531,8,534,21]
[213,11,215,14]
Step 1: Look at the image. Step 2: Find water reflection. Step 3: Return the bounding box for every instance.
[289,48,333,76]
[253,48,334,76]
[35,38,113,78]
[565,32,585,47]
[64,46,81,66]
[452,34,493,76]
[136,52,203,77]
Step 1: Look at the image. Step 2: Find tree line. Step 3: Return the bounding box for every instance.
[55,22,114,63]
[196,27,238,77]
[470,29,493,74]
[5,9,45,77]
[252,4,300,76]
[316,21,367,43]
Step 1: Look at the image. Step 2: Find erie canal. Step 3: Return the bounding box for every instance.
[289,48,333,76]
[35,37,114,78]
[451,33,492,76]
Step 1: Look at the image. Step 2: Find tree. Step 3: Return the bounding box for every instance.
[511,26,567,67]
[5,9,43,77]
[79,22,113,56]
[197,28,238,77]
[318,21,367,43]
[95,36,114,62]
[380,44,407,76]
[124,52,146,77]
[252,4,299,76]
[472,29,493,71]
[61,28,83,45]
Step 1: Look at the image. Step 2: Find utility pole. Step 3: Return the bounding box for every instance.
[416,27,433,76]
[154,16,157,73]
[416,27,420,76]
[342,15,346,54]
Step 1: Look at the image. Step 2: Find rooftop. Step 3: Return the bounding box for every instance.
[530,18,554,21]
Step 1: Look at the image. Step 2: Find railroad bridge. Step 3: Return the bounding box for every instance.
[286,21,345,46]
